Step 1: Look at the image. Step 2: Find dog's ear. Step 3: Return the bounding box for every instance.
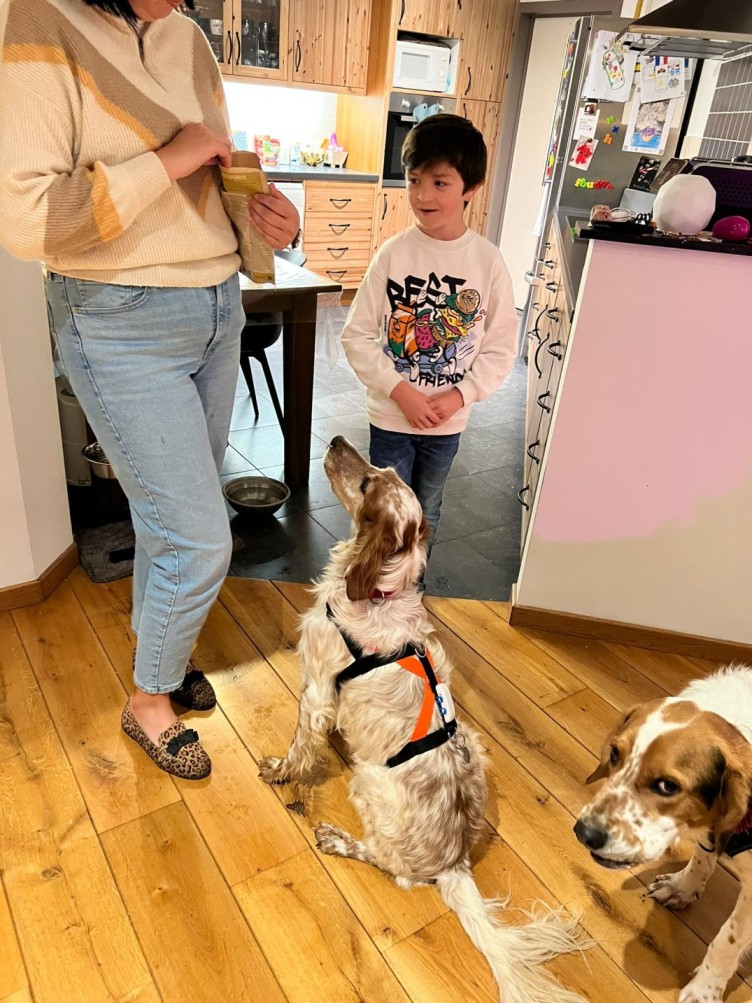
[708,750,752,855]
[585,759,611,785]
[345,517,402,601]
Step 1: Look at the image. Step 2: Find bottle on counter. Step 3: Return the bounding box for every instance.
[290,142,301,166]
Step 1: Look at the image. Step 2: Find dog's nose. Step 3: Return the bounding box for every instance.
[329,435,345,449]
[573,818,608,851]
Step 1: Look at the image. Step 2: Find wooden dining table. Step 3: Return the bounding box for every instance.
[239,259,342,488]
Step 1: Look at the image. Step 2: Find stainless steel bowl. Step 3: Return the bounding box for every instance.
[82,442,117,479]
[223,476,290,517]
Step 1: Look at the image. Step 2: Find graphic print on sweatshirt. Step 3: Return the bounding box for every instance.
[384,272,484,388]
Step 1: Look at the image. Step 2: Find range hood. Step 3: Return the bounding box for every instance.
[623,0,752,61]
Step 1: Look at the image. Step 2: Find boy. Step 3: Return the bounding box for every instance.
[341,113,518,550]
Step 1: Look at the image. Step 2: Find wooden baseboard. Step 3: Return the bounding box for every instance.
[509,604,752,663]
[0,543,79,612]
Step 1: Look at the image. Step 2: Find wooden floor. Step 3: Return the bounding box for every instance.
[2,567,750,1003]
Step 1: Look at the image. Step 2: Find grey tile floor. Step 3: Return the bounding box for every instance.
[224,303,525,600]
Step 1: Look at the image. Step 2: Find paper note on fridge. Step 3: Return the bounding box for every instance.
[584,31,637,103]
[574,105,600,139]
[640,56,685,103]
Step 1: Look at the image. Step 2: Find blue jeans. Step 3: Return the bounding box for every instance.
[45,273,244,694]
[369,425,461,546]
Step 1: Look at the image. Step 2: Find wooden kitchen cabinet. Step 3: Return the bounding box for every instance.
[303,181,376,290]
[460,99,501,235]
[291,0,371,91]
[372,187,412,253]
[456,0,516,102]
[188,0,288,82]
[395,0,468,39]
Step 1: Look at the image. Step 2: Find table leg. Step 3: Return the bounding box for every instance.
[282,292,317,488]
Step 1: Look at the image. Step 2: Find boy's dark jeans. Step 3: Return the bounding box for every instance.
[369,424,461,554]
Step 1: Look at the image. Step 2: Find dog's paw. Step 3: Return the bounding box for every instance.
[258,756,292,786]
[647,872,698,910]
[678,976,723,1003]
[314,823,350,857]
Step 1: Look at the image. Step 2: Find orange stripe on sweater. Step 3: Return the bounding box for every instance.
[4,44,159,148]
[90,163,122,243]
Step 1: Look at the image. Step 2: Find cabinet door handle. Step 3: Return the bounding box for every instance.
[464,66,472,96]
[295,38,301,72]
[226,29,232,64]
[526,440,541,464]
[326,246,348,257]
[381,193,388,220]
[326,269,346,280]
[533,331,550,377]
[235,31,241,65]
[330,197,352,208]
[548,340,563,360]
[536,391,552,413]
[457,0,462,9]
[546,307,560,320]
[328,222,350,234]
[517,486,531,510]
[544,259,555,269]
[399,0,406,24]
[545,281,557,292]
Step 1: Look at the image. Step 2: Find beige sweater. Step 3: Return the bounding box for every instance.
[0,0,240,287]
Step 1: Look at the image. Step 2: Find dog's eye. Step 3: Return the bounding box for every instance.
[359,477,370,494]
[652,778,680,797]
[609,745,619,765]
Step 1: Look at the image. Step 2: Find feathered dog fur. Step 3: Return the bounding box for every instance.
[259,437,590,1003]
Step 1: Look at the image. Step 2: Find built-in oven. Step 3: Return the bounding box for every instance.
[381,93,455,186]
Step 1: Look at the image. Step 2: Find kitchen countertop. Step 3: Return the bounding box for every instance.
[265,165,378,183]
[580,224,752,256]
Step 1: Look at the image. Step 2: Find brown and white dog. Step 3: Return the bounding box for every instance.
[575,665,752,1003]
[260,437,590,1003]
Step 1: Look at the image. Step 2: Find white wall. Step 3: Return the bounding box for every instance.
[499,15,578,309]
[0,249,72,589]
[223,81,338,151]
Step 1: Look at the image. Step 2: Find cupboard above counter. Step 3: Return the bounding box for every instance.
[187,0,372,92]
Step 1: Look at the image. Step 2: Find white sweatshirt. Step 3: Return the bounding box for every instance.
[341,225,518,435]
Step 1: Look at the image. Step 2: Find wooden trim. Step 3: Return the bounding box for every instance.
[0,543,79,612]
[509,604,752,663]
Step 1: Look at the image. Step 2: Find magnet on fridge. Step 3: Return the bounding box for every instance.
[603,134,613,144]
[606,115,615,125]
[611,125,620,133]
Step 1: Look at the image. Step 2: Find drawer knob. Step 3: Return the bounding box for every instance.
[330,198,352,208]
[548,340,563,360]
[325,269,346,280]
[326,246,349,257]
[536,391,552,413]
[328,223,350,235]
[517,486,531,510]
[545,281,557,292]
[526,440,541,464]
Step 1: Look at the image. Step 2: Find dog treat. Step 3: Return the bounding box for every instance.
[219,151,275,285]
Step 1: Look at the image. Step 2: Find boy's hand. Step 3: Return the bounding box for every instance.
[390,383,440,429]
[429,387,465,424]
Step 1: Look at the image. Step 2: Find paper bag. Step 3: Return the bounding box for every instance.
[219,151,275,285]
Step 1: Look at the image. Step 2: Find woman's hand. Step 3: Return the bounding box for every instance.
[390,383,440,430]
[156,123,232,181]
[249,183,301,250]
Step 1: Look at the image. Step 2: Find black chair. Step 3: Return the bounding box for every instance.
[239,248,306,431]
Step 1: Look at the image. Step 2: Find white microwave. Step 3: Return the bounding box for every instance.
[393,39,451,94]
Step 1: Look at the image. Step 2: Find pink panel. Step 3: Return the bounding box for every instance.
[534,242,752,543]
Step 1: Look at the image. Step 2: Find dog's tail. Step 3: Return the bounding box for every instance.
[435,866,592,1003]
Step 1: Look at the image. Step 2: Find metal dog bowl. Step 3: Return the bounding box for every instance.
[223,476,290,517]
[82,442,117,479]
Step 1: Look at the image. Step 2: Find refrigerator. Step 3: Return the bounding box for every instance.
[521,16,691,336]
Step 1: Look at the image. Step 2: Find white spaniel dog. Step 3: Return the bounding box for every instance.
[576,665,752,1003]
[260,436,590,1003]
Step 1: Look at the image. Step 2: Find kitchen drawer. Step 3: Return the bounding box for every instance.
[303,263,368,289]
[304,182,376,216]
[304,217,373,241]
[305,246,370,272]
[303,234,374,255]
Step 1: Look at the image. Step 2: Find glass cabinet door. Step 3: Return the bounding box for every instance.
[234,0,288,80]
[184,0,233,69]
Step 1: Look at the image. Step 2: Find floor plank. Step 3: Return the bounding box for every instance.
[0,613,157,1003]
[0,880,27,1000]
[100,801,286,1003]
[234,848,411,1002]
[11,583,179,833]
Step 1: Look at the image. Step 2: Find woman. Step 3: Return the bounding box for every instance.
[0,0,300,779]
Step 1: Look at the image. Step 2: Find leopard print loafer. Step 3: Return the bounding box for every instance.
[170,665,216,711]
[121,700,211,780]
